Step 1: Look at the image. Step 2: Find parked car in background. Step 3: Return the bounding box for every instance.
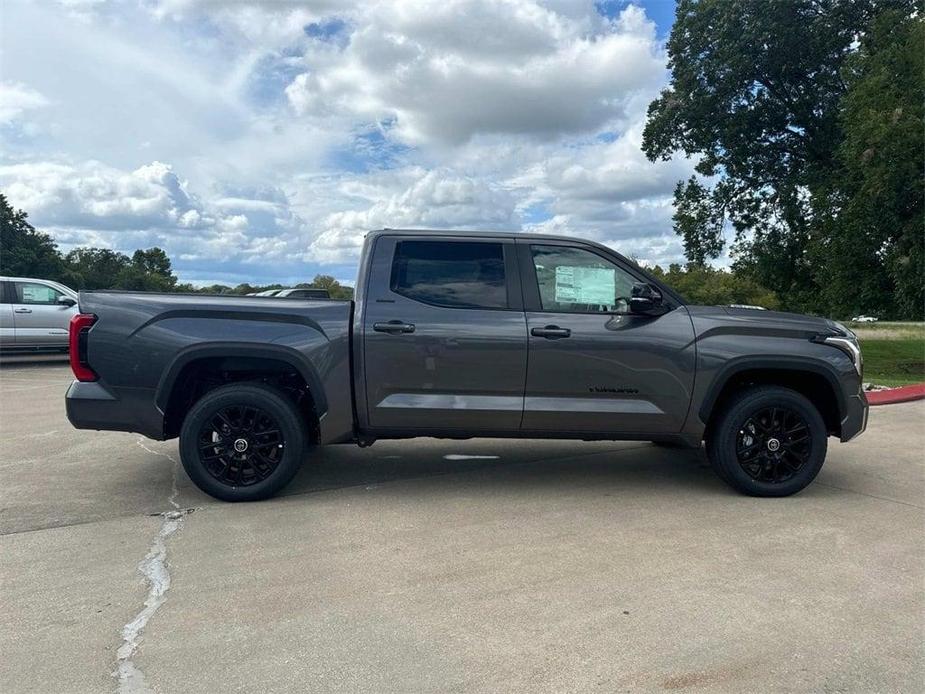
[245,288,330,298]
[0,276,78,352]
[274,288,331,299]
[65,229,867,502]
[851,315,878,323]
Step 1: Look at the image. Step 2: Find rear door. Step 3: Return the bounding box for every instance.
[11,281,73,347]
[362,235,527,432]
[519,240,695,434]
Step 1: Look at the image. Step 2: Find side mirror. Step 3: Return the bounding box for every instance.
[630,282,665,316]
[58,295,77,307]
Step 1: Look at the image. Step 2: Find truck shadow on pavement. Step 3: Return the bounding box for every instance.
[271,441,725,502]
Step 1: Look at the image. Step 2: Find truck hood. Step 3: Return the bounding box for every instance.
[686,305,841,339]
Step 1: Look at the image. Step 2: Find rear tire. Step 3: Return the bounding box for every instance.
[706,386,827,497]
[179,383,307,502]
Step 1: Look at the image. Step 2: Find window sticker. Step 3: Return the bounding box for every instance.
[21,285,56,303]
[554,266,615,305]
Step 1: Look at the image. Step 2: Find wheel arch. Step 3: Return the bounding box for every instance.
[156,343,327,439]
[699,358,846,438]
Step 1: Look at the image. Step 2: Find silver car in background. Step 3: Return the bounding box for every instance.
[0,277,78,352]
[274,288,330,299]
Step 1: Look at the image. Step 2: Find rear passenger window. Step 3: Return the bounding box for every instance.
[390,241,507,309]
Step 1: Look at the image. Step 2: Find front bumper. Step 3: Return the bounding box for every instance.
[840,390,869,442]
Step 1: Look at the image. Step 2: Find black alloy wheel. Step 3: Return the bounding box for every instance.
[198,405,285,487]
[734,406,811,484]
[179,383,307,502]
[706,385,828,497]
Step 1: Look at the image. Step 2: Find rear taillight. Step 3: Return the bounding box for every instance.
[69,313,98,382]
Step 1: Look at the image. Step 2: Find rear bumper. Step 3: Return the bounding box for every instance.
[66,380,164,439]
[840,390,869,442]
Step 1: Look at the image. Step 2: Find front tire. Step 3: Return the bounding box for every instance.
[179,383,307,502]
[706,386,827,497]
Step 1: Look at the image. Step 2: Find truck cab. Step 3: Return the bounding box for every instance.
[355,231,694,438]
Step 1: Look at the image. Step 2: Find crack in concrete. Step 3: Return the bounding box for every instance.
[136,439,181,512]
[114,440,189,693]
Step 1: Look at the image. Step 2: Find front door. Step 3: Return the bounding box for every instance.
[519,241,695,434]
[11,281,73,347]
[363,236,527,432]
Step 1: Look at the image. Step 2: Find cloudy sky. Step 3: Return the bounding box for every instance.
[0,0,693,287]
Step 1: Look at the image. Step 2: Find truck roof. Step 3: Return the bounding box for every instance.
[370,228,597,243]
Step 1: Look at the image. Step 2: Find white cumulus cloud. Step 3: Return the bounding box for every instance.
[311,168,519,261]
[0,82,50,123]
[1,0,694,284]
[285,2,664,145]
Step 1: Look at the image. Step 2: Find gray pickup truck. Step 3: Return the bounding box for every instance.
[66,229,867,501]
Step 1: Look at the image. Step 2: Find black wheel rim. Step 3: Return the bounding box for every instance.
[197,405,285,487]
[735,406,811,484]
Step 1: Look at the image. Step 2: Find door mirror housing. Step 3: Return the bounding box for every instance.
[58,295,77,307]
[630,282,665,316]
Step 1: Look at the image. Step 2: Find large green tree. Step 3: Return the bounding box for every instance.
[0,193,65,280]
[64,247,131,289]
[115,248,179,291]
[813,10,924,319]
[643,0,920,316]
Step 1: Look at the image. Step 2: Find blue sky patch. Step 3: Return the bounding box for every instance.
[326,121,410,173]
[596,0,676,37]
[304,18,348,43]
[521,201,553,225]
[245,54,306,108]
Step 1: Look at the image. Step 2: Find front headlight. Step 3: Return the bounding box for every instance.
[829,320,857,340]
[814,328,863,376]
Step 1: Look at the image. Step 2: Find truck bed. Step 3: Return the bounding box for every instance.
[67,291,356,443]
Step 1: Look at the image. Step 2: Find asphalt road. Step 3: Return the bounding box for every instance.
[1,362,922,693]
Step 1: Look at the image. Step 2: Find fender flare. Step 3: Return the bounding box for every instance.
[155,342,328,417]
[697,356,847,425]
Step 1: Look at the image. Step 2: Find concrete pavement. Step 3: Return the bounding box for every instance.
[1,362,923,692]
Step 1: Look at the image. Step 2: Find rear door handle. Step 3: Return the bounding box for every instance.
[13,308,32,314]
[373,320,416,334]
[531,325,571,339]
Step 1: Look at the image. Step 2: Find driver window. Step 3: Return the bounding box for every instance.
[530,245,636,314]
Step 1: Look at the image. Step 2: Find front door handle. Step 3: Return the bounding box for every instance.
[13,308,32,314]
[531,325,571,339]
[373,320,416,334]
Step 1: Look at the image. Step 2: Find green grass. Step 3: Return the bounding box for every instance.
[846,321,925,340]
[858,337,925,386]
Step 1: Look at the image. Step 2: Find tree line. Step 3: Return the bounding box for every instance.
[0,193,353,299]
[643,0,923,320]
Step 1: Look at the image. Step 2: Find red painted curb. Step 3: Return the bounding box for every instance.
[866,383,925,406]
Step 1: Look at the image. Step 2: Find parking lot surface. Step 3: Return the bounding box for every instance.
[1,361,923,693]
